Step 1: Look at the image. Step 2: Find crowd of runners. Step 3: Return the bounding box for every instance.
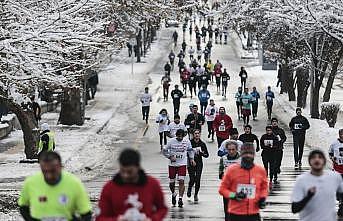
[16,11,343,221]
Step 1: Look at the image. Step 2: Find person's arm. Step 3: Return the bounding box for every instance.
[219,158,224,179]
[289,118,294,130]
[162,142,172,159]
[260,136,265,150]
[280,129,287,144]
[187,141,195,160]
[201,143,209,158]
[18,179,39,221]
[212,117,218,132]
[226,117,233,130]
[303,117,310,130]
[96,183,119,221]
[151,180,168,221]
[254,135,260,151]
[75,179,92,221]
[257,92,260,99]
[291,188,315,213]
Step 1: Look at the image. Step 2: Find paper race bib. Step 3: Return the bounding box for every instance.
[242,98,249,104]
[190,77,195,80]
[201,93,207,98]
[337,157,343,165]
[266,96,272,101]
[219,125,226,131]
[202,76,207,80]
[237,184,256,199]
[294,123,302,130]
[264,140,273,147]
[42,217,67,221]
[173,94,179,99]
[242,74,247,78]
[222,77,227,81]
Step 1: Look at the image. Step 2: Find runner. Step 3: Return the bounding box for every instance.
[168,115,187,138]
[328,129,343,215]
[140,87,152,124]
[96,149,168,221]
[219,143,268,221]
[181,68,190,96]
[168,50,176,70]
[218,128,244,157]
[260,125,281,188]
[271,118,287,175]
[219,141,240,221]
[239,125,260,152]
[221,68,230,98]
[172,31,178,47]
[18,152,92,221]
[38,123,55,156]
[163,129,196,208]
[213,107,233,148]
[239,67,248,89]
[206,60,214,82]
[235,87,243,120]
[164,61,171,76]
[265,86,275,120]
[161,73,171,102]
[223,25,228,44]
[250,87,260,120]
[184,104,205,137]
[204,99,219,141]
[241,87,253,125]
[189,70,197,98]
[291,149,343,221]
[197,47,203,61]
[199,71,210,89]
[188,46,195,60]
[182,40,187,52]
[289,108,310,169]
[214,65,222,94]
[156,109,170,150]
[187,129,209,202]
[171,85,184,115]
[198,85,211,115]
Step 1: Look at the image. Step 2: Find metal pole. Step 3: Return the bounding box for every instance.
[131,52,134,75]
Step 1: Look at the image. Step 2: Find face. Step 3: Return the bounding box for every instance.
[244,127,251,134]
[40,160,62,185]
[227,144,238,157]
[296,110,302,116]
[176,134,183,141]
[175,85,178,89]
[309,154,325,171]
[219,108,225,114]
[161,110,167,115]
[194,131,200,139]
[174,118,180,124]
[266,128,273,135]
[210,100,214,106]
[271,120,278,127]
[119,165,140,183]
[339,131,343,141]
[193,106,198,113]
[231,133,238,140]
[244,88,248,93]
[253,87,256,91]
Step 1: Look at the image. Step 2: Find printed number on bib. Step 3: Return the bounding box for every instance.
[242,74,247,78]
[237,184,256,199]
[264,140,273,147]
[294,124,302,130]
[174,94,179,99]
[42,217,67,221]
[337,157,343,165]
[267,96,272,101]
[175,154,183,159]
[219,125,226,131]
[242,99,249,104]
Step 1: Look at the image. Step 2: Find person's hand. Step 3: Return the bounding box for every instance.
[258,198,266,209]
[307,187,316,198]
[170,156,177,162]
[235,191,247,201]
[256,147,260,152]
[191,120,195,124]
[190,160,196,167]
[159,119,164,123]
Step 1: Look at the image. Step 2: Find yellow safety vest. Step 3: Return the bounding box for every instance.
[38,132,55,153]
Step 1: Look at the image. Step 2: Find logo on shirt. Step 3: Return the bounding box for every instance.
[39,196,47,203]
[58,194,68,205]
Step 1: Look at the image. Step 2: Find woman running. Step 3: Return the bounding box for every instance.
[156,109,170,150]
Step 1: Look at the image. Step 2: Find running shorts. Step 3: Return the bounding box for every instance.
[169,165,187,181]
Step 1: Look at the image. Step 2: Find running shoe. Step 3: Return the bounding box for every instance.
[172,194,177,206]
[194,195,199,202]
[178,198,183,208]
[187,187,192,198]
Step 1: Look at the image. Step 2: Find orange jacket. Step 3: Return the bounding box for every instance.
[219,163,268,215]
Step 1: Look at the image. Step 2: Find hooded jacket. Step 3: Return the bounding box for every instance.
[213,113,233,139]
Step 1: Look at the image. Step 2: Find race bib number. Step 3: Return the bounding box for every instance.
[337,157,343,165]
[42,218,67,221]
[175,154,183,159]
[219,125,226,131]
[202,76,207,80]
[237,184,256,199]
[173,94,179,99]
[201,94,207,98]
[264,140,273,147]
[242,74,247,78]
[294,123,302,129]
[222,77,227,81]
[242,98,249,104]
[190,77,194,80]
[266,96,272,101]
[223,159,238,168]
[251,97,256,101]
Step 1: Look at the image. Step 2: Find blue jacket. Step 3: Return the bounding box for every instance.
[250,91,260,103]
[266,91,275,103]
[198,89,210,103]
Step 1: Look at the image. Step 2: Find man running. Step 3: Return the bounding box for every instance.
[188,46,195,60]
[140,87,152,124]
[239,67,248,88]
[163,129,196,208]
[271,118,287,175]
[219,143,268,221]
[168,50,175,69]
[289,108,310,169]
[219,141,240,221]
[205,99,219,141]
[329,129,343,216]
[250,87,260,120]
[181,68,190,96]
[291,149,343,221]
[18,152,92,221]
[187,129,209,202]
[171,85,183,115]
[161,73,171,102]
[38,123,55,156]
[164,61,172,76]
[221,68,230,98]
[172,31,178,47]
[235,87,243,120]
[189,69,197,98]
[241,88,253,125]
[213,107,233,148]
[214,65,222,93]
[168,115,187,138]
[198,85,211,115]
[260,125,281,188]
[265,86,275,120]
[239,124,260,152]
[185,105,205,137]
[96,149,168,221]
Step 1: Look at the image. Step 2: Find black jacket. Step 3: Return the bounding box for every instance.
[171,89,183,102]
[185,113,205,130]
[239,133,260,150]
[260,134,281,151]
[272,126,287,148]
[289,115,310,134]
[189,139,209,165]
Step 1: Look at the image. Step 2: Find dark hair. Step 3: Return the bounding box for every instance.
[174,114,180,119]
[192,104,198,109]
[230,128,239,135]
[119,148,141,167]
[244,124,252,129]
[308,149,326,166]
[39,151,62,164]
[144,87,149,90]
[266,125,273,130]
[159,109,167,114]
[176,129,185,136]
[339,129,343,134]
[271,118,278,122]
[296,107,302,112]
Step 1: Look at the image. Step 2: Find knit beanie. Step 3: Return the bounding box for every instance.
[240,143,255,155]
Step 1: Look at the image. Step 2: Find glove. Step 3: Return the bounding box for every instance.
[229,191,246,201]
[159,120,164,123]
[258,198,266,209]
[256,147,260,152]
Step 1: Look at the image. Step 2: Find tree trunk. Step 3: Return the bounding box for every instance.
[0,98,39,159]
[136,29,142,62]
[59,87,84,125]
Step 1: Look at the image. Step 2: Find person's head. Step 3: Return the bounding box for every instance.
[170,50,174,53]
[238,87,242,92]
[296,107,302,116]
[241,66,245,71]
[271,118,278,127]
[144,87,149,93]
[252,86,256,91]
[240,143,255,169]
[189,103,194,112]
[176,129,185,141]
[190,46,193,49]
[219,107,225,115]
[209,59,212,63]
[202,85,206,90]
[209,99,215,106]
[217,60,220,63]
[166,61,169,65]
[39,152,62,185]
[267,86,271,91]
[175,85,179,89]
[225,141,238,157]
[174,114,180,124]
[193,129,201,140]
[224,68,226,72]
[339,129,343,141]
[30,95,35,102]
[119,149,141,184]
[308,149,326,173]
[266,125,273,135]
[279,64,282,68]
[244,87,249,93]
[192,105,198,114]
[41,123,50,132]
[230,128,239,140]
[159,109,167,115]
[244,125,252,134]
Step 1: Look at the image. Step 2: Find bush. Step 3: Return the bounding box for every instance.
[320,102,341,128]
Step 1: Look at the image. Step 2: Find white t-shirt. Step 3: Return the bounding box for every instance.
[329,139,343,165]
[168,122,187,138]
[163,138,194,166]
[155,114,169,133]
[205,105,219,122]
[291,171,343,221]
[140,93,152,107]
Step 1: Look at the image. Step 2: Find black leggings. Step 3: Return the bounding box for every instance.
[200,102,208,115]
[207,121,214,137]
[223,197,229,221]
[188,163,203,196]
[222,84,227,96]
[252,102,258,118]
[228,214,260,221]
[142,106,150,123]
[262,150,278,181]
[293,133,305,164]
[189,84,196,97]
[159,131,167,146]
[267,102,273,119]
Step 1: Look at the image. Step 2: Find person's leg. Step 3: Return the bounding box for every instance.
[298,133,305,166]
[217,137,225,148]
[187,166,196,197]
[207,121,212,138]
[169,166,177,205]
[176,101,180,115]
[261,151,269,176]
[173,102,177,115]
[236,102,241,119]
[223,197,229,221]
[142,106,146,120]
[163,131,167,145]
[178,166,187,207]
[146,106,150,124]
[194,164,203,197]
[276,150,283,174]
[293,134,299,165]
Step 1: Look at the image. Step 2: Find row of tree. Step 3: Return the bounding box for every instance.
[218,0,343,118]
[0,0,192,159]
